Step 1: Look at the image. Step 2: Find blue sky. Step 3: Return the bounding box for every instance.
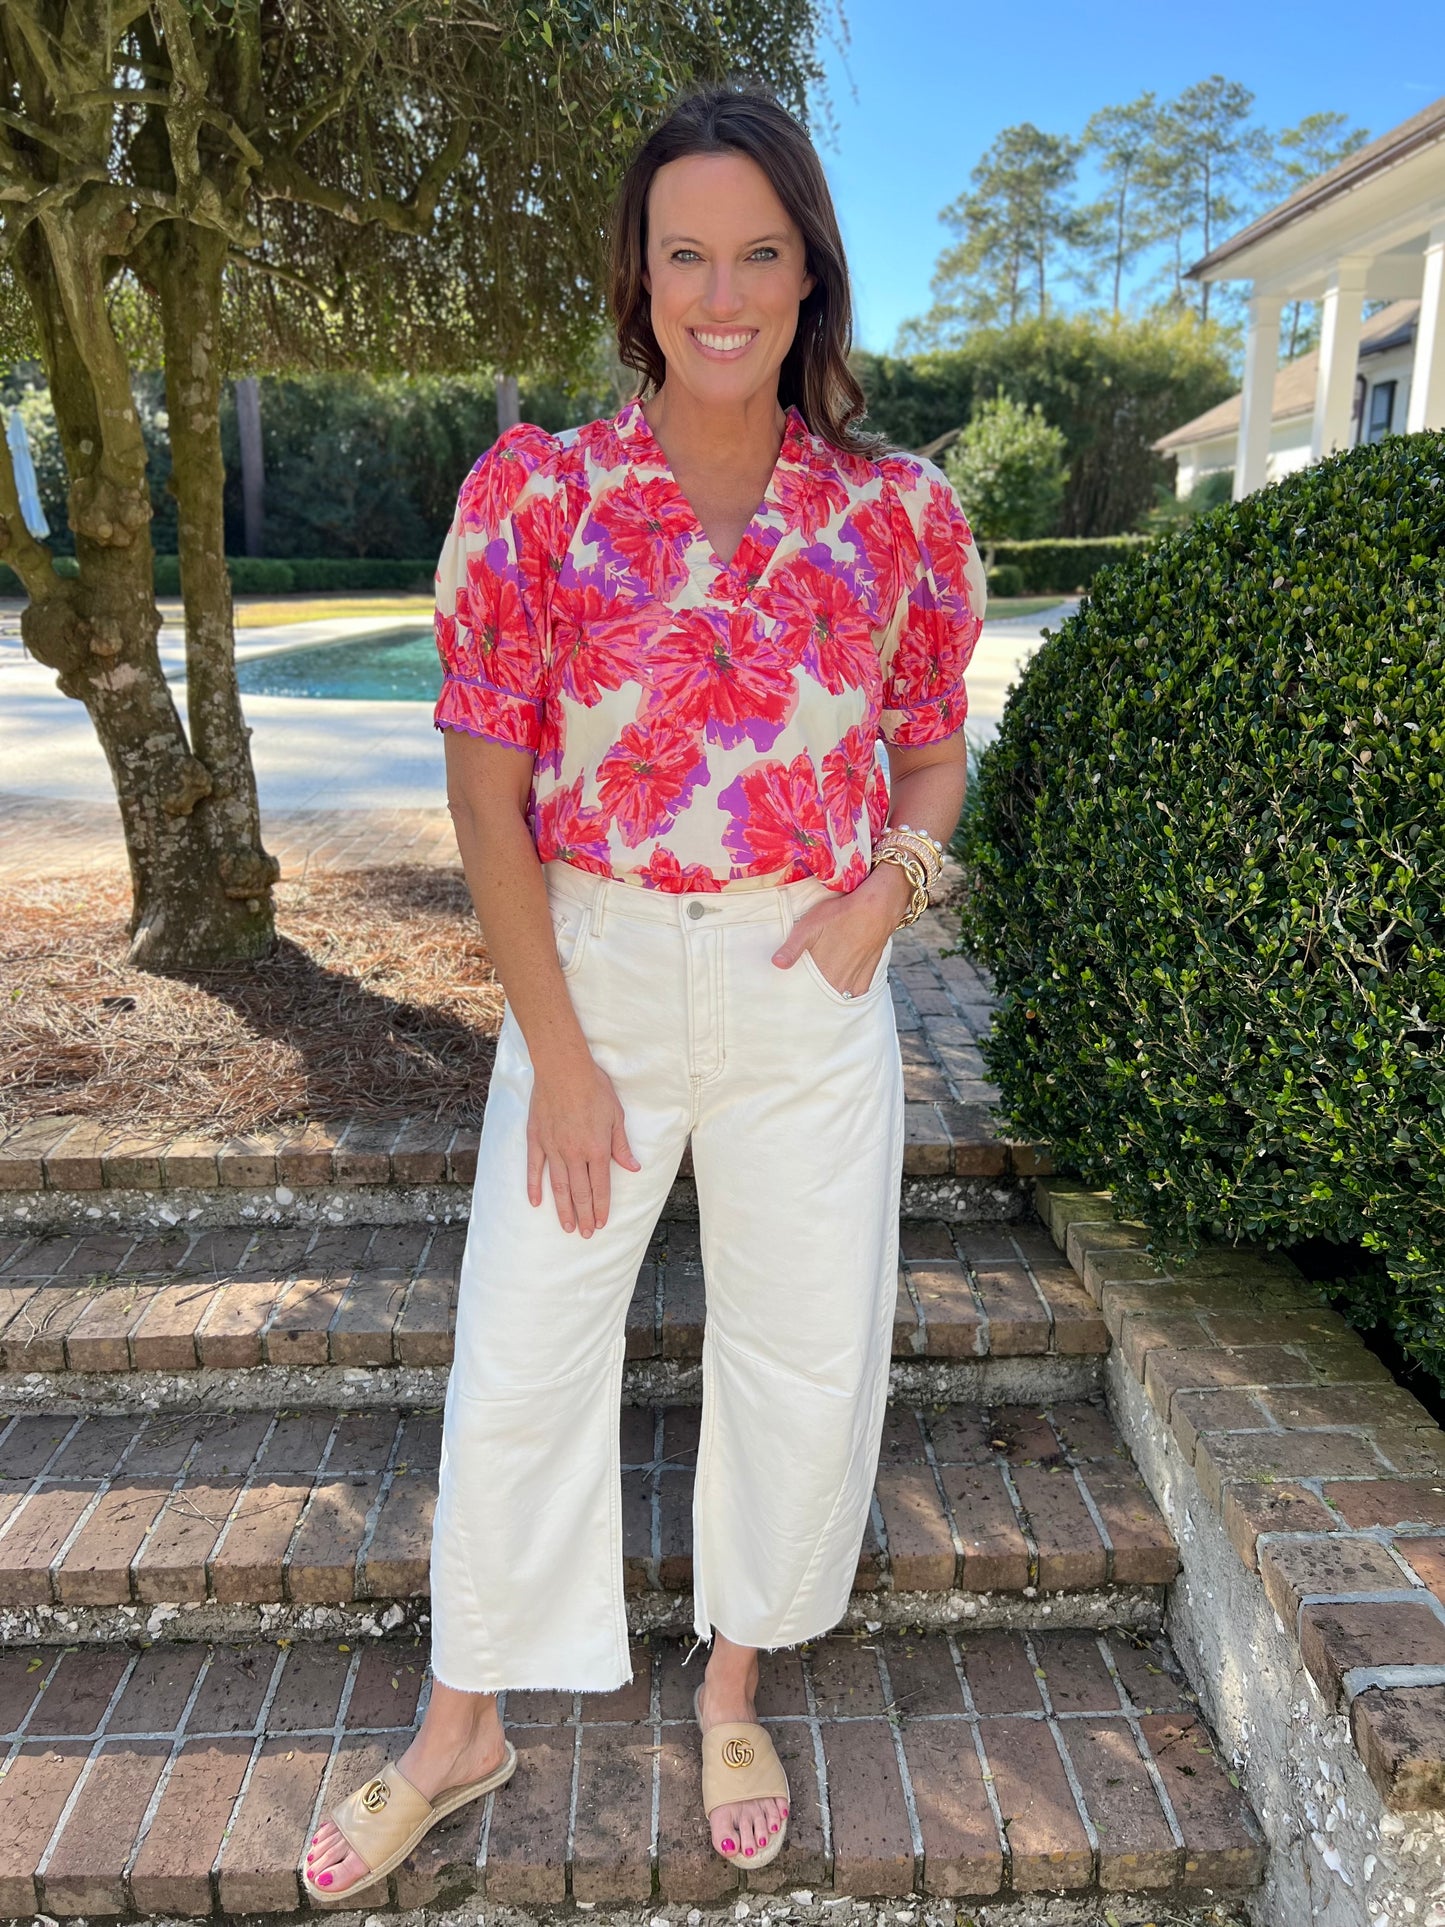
[808,0,1444,354]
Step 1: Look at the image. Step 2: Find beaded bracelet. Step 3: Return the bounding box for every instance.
[876,825,942,891]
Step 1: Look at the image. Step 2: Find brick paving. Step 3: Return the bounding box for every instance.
[0,1397,1175,1617]
[0,1628,1263,1912]
[0,1220,1102,1379]
[1042,1181,1445,1813]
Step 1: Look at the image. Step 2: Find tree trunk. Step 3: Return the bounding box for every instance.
[236,376,265,555]
[143,220,280,953]
[5,221,276,971]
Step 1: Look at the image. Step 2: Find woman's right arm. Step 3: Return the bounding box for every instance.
[443,728,640,1238]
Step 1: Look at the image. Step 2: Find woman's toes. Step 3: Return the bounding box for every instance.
[308,1835,351,1878]
[712,1806,740,1856]
[314,1848,372,1893]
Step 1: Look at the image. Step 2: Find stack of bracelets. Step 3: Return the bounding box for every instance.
[869,822,946,927]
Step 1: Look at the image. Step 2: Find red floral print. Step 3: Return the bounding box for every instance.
[641,605,797,752]
[719,751,833,879]
[433,396,985,892]
[596,718,708,846]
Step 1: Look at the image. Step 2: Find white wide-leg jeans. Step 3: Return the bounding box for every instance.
[429,858,906,1694]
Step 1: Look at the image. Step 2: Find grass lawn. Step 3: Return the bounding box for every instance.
[986,595,1074,619]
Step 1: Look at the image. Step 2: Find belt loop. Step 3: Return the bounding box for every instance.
[592,871,609,939]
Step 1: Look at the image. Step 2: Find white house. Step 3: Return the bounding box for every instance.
[1153,95,1445,499]
[1156,299,1421,493]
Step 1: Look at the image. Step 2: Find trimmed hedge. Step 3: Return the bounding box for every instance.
[958,432,1445,1389]
[985,563,1025,599]
[990,536,1151,595]
[0,555,437,597]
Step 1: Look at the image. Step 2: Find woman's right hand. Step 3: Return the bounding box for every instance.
[525,1053,641,1236]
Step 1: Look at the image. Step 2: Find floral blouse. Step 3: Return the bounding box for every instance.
[433,395,985,893]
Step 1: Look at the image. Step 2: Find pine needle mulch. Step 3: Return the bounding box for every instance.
[1,867,504,1138]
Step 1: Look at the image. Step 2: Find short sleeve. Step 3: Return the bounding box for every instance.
[433,423,557,750]
[876,459,987,748]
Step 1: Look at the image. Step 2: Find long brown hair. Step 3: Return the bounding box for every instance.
[608,78,889,458]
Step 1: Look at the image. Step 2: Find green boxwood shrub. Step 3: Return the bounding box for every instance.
[958,432,1445,1388]
[986,563,1025,599]
[990,536,1151,595]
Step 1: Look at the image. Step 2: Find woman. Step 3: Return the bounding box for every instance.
[302,76,983,1902]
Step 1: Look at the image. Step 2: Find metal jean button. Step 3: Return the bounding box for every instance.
[687,899,705,918]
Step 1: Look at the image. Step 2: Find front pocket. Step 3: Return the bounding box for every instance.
[798,934,893,1007]
[549,901,591,977]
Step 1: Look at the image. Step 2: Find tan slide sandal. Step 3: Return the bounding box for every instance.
[694,1684,791,1870]
[301,1745,517,1906]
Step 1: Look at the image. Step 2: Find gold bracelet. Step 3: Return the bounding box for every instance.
[870,844,931,926]
[877,826,942,890]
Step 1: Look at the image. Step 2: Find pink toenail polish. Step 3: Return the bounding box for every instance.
[721,1838,736,1852]
[744,1846,755,1857]
[318,1873,333,1887]
[770,1823,779,1833]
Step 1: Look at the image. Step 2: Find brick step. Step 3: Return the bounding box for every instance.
[0,1398,1177,1646]
[0,1219,1105,1415]
[0,1627,1265,1914]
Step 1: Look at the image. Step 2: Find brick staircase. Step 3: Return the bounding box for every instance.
[0,912,1269,1919]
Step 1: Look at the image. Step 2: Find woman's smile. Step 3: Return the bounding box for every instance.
[688,325,759,359]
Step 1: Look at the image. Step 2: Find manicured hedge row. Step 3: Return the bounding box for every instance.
[0,556,437,596]
[958,431,1445,1391]
[989,536,1152,594]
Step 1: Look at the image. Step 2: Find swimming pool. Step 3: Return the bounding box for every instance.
[236,626,439,701]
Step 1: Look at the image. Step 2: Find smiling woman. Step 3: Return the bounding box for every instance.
[302,77,985,1907]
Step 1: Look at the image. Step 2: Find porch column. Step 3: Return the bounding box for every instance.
[1405,218,1445,433]
[1310,258,1370,460]
[1234,290,1284,499]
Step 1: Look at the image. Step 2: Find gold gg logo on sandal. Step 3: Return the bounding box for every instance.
[721,1738,755,1769]
[361,1779,390,1813]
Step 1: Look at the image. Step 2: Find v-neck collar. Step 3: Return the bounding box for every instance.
[613,396,812,584]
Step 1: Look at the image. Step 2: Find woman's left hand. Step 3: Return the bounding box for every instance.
[770,867,911,997]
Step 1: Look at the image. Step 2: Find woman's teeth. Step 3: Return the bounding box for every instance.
[692,330,754,351]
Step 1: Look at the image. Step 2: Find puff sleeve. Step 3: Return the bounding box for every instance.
[877,458,986,748]
[433,423,557,750]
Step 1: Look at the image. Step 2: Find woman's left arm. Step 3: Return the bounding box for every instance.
[771,734,968,992]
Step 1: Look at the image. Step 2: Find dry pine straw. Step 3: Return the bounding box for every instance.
[1,866,504,1137]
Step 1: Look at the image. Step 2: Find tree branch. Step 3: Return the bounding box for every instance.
[283,2,437,152]
[68,89,265,171]
[259,108,475,235]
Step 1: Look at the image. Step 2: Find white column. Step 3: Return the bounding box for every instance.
[1311,258,1370,460]
[1234,290,1284,499]
[1406,219,1445,433]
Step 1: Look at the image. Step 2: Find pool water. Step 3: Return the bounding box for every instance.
[236,626,439,701]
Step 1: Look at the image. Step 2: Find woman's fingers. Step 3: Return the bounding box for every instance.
[612,1111,641,1173]
[565,1155,598,1237]
[526,1129,546,1208]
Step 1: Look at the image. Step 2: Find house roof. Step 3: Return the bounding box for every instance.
[1188,97,1445,280]
[1151,298,1420,454]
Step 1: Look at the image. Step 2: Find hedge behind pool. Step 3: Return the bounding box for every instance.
[958,432,1445,1385]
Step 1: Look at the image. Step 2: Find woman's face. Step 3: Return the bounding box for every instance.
[641,151,816,408]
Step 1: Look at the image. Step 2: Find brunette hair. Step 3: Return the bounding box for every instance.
[608,78,889,457]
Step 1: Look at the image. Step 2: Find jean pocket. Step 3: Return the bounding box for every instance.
[798,933,894,1007]
[549,900,591,977]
